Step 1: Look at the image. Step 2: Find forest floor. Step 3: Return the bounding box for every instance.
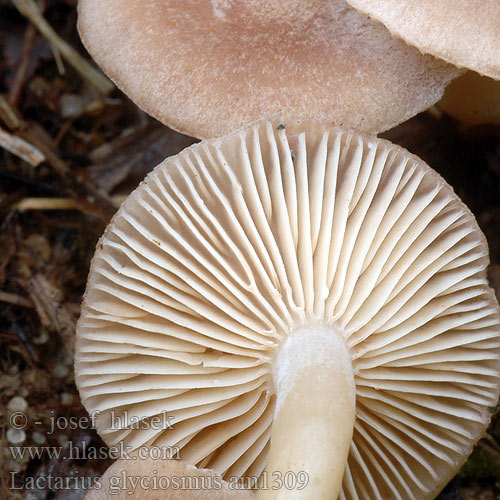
[0,1,499,499]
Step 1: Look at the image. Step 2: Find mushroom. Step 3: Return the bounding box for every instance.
[84,454,253,499]
[77,0,460,139]
[438,71,500,127]
[345,0,500,80]
[75,118,500,499]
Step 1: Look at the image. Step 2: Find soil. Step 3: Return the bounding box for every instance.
[0,1,499,499]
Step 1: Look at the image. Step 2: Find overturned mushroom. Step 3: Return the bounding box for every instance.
[84,455,253,499]
[76,119,500,499]
[77,0,460,138]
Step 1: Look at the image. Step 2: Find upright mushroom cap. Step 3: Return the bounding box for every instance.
[76,119,500,499]
[438,71,500,127]
[77,0,460,139]
[345,0,500,79]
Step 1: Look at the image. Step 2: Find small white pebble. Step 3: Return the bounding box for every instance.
[60,392,73,406]
[8,396,28,413]
[33,331,49,345]
[7,428,26,445]
[53,365,69,378]
[60,94,85,119]
[57,434,69,448]
[32,431,45,445]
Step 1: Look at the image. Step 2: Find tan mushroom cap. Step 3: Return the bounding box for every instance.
[438,71,500,127]
[77,0,460,139]
[75,118,500,499]
[345,0,500,80]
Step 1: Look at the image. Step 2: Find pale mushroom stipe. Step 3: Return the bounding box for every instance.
[76,0,461,139]
[83,456,254,500]
[76,119,500,500]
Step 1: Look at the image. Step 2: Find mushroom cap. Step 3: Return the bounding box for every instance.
[345,0,500,80]
[77,0,460,139]
[75,118,500,499]
[438,71,500,127]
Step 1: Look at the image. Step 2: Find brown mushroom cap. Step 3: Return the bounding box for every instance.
[75,118,500,499]
[438,71,500,127]
[346,0,500,79]
[77,0,460,139]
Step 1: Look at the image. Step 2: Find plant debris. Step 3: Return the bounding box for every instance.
[0,1,498,499]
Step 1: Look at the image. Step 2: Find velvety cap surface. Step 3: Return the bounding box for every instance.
[78,0,461,138]
[346,0,500,79]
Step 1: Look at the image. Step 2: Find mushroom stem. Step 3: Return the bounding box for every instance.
[257,325,355,499]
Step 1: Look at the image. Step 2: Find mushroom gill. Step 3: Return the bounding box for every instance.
[76,119,500,499]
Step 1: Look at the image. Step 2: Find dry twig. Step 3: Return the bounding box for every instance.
[0,290,32,308]
[28,273,76,356]
[0,126,45,166]
[8,14,38,108]
[11,195,124,211]
[0,95,21,130]
[10,0,114,95]
[18,126,118,221]
[0,94,117,221]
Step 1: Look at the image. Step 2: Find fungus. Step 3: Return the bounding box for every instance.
[438,71,500,127]
[76,119,500,499]
[84,455,252,499]
[77,0,460,139]
[345,0,500,80]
